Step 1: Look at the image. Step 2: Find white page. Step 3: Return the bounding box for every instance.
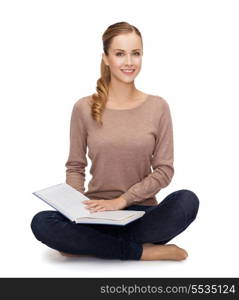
[33,183,92,220]
[81,210,138,220]
[33,183,139,221]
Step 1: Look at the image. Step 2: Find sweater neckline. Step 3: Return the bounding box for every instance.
[104,94,151,112]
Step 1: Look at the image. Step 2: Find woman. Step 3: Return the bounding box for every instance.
[31,21,199,261]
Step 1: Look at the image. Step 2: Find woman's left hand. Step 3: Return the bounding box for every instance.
[82,197,127,213]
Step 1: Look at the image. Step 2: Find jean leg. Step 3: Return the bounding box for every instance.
[30,210,143,260]
[119,189,199,244]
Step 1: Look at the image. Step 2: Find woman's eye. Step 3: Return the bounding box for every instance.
[116,52,141,56]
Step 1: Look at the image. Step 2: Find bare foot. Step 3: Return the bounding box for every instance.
[140,243,188,261]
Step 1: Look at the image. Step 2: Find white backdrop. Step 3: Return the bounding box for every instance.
[0,0,238,277]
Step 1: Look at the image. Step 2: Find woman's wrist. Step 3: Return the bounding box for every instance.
[117,196,128,209]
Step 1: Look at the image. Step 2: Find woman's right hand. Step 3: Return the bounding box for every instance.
[83,197,127,213]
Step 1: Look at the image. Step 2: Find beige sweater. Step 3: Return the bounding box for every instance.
[65,94,174,206]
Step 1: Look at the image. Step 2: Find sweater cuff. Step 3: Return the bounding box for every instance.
[120,192,140,206]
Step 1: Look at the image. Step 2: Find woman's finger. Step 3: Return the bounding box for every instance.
[97,207,106,212]
[89,205,103,211]
[92,205,108,212]
[86,202,99,208]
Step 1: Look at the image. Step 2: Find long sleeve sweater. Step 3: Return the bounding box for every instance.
[65,94,174,207]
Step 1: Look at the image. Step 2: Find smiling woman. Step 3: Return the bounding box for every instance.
[30,21,199,262]
[92,23,146,118]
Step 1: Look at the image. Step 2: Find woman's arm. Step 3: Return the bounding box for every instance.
[65,102,88,193]
[120,99,174,206]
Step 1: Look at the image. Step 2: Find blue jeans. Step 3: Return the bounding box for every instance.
[30,189,199,260]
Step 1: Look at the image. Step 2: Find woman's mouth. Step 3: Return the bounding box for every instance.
[121,69,135,75]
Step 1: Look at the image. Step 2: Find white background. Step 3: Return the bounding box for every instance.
[0,0,238,277]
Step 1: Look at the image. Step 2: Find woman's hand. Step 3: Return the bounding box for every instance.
[82,197,127,213]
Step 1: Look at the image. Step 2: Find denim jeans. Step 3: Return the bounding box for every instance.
[30,189,199,260]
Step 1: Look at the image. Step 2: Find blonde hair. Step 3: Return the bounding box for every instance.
[90,21,143,126]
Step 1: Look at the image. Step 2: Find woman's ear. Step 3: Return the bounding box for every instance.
[102,53,109,66]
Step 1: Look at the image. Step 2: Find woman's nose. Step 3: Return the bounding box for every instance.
[125,54,133,65]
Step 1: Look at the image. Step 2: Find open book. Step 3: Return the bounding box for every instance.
[32,183,145,226]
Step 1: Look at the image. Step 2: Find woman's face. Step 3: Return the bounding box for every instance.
[102,32,143,83]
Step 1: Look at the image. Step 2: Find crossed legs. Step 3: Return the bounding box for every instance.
[30,189,199,261]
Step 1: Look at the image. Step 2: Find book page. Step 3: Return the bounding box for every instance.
[33,183,91,220]
[79,210,138,221]
[33,183,140,221]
